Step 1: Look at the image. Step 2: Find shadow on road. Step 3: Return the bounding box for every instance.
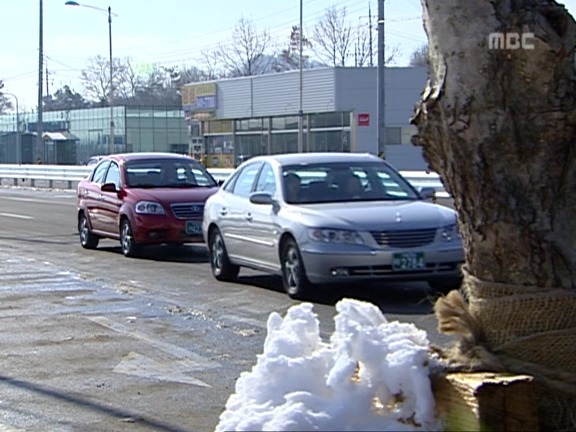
[96,243,210,264]
[235,274,440,316]
[0,232,78,246]
[0,374,189,432]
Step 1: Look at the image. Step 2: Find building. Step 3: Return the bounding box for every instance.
[181,66,429,169]
[0,105,188,164]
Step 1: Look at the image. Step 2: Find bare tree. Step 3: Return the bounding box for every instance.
[199,50,225,80]
[354,22,372,67]
[384,45,401,64]
[164,65,213,86]
[116,57,142,100]
[409,44,428,67]
[411,0,576,429]
[80,55,125,104]
[311,5,353,66]
[211,17,274,77]
[0,80,14,114]
[274,25,313,72]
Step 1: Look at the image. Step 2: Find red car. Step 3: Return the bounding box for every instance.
[77,152,221,257]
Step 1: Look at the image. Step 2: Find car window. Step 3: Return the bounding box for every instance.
[282,161,419,203]
[91,161,111,184]
[124,158,217,188]
[254,163,276,195]
[189,166,214,186]
[231,162,263,198]
[104,162,120,189]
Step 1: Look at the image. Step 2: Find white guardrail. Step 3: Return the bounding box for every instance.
[0,164,449,198]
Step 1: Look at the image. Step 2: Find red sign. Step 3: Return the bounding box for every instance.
[358,113,370,126]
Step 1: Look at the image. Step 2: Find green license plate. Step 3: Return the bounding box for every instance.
[392,252,426,271]
[185,221,203,235]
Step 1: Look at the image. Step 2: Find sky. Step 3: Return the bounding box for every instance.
[215,298,441,431]
[0,0,426,110]
[1,0,575,111]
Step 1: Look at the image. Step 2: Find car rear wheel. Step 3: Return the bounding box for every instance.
[209,228,239,281]
[281,238,313,299]
[78,213,99,249]
[120,219,140,257]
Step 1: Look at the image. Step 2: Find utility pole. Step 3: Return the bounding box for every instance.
[377,0,386,158]
[297,0,304,153]
[37,0,44,162]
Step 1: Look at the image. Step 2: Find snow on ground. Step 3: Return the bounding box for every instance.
[215,298,442,432]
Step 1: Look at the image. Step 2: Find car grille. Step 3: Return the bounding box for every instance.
[370,228,437,248]
[347,262,460,276]
[170,203,204,220]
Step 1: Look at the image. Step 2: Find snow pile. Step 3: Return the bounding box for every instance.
[215,298,441,432]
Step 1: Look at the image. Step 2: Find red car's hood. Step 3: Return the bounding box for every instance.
[126,186,219,204]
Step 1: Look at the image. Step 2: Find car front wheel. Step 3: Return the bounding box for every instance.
[281,238,313,299]
[120,219,140,257]
[209,228,239,281]
[78,213,99,249]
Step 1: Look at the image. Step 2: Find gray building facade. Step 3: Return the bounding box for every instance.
[182,66,429,170]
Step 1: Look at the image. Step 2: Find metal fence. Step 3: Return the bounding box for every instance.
[0,164,449,198]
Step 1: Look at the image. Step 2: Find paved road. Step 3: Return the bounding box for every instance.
[0,186,453,431]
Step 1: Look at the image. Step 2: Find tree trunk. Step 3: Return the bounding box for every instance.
[411,0,576,428]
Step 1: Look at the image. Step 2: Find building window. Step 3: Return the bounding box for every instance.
[310,112,346,129]
[204,120,233,134]
[309,130,349,152]
[235,118,264,132]
[271,116,305,130]
[235,133,268,163]
[270,132,298,154]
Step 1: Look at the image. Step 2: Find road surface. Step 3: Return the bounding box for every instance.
[0,186,453,431]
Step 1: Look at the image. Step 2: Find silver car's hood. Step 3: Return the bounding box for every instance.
[289,200,457,230]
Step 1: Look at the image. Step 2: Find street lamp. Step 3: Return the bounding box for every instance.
[65,1,117,155]
[1,91,21,164]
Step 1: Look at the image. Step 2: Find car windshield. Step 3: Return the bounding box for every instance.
[125,158,217,188]
[281,161,420,204]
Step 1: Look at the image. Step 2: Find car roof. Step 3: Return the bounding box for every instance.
[104,152,193,163]
[245,152,383,167]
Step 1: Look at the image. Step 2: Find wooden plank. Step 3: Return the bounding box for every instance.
[432,372,539,431]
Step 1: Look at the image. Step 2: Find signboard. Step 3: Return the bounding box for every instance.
[182,83,217,113]
[357,113,370,127]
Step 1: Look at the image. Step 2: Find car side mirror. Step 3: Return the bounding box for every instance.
[419,187,436,201]
[217,179,225,187]
[249,192,275,205]
[101,183,118,193]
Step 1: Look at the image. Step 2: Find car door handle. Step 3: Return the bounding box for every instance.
[219,208,228,216]
[245,213,253,222]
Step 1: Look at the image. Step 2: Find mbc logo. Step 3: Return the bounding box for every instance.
[488,32,535,50]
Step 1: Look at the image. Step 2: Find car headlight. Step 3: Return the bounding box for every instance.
[440,224,460,242]
[135,201,165,215]
[308,229,364,245]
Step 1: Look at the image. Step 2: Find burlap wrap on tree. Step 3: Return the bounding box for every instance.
[463,270,576,378]
[434,268,576,430]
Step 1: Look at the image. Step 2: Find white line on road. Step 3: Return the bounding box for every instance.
[0,212,34,220]
[0,196,74,205]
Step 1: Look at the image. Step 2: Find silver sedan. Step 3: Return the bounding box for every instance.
[202,153,464,299]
